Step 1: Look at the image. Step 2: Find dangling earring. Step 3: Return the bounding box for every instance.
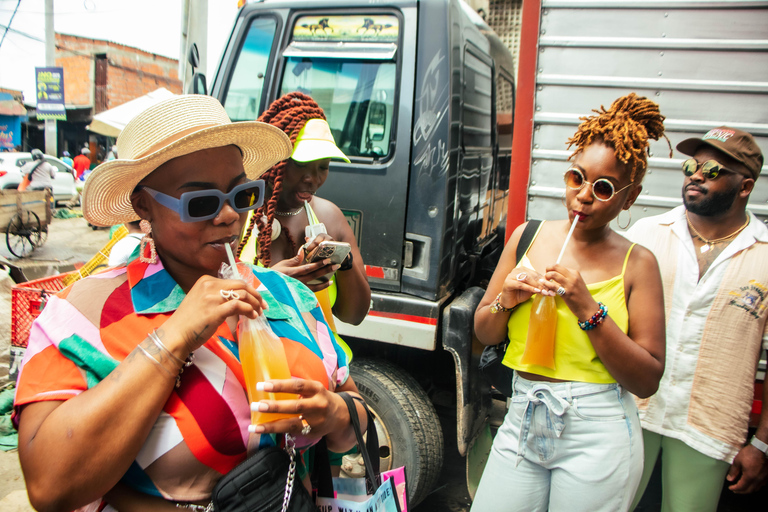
[139,219,158,264]
[617,208,632,230]
[271,217,281,241]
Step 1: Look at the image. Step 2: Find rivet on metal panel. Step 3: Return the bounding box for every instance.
[533,160,538,165]
[658,71,662,76]
[541,29,546,35]
[528,196,534,202]
[534,144,539,149]
[531,180,537,186]
[538,85,543,91]
[538,68,543,73]
[661,33,666,37]
[655,91,661,96]
[660,52,664,56]
[428,206,438,218]
[664,12,668,17]
[536,105,541,111]
[391,260,397,267]
[540,48,545,53]
[543,9,548,15]
[643,208,648,212]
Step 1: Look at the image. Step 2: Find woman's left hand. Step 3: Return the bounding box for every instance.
[248,379,349,439]
[541,264,598,321]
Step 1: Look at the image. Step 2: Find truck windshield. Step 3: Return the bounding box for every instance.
[280,57,395,160]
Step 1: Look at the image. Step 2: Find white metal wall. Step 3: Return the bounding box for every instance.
[522,0,768,227]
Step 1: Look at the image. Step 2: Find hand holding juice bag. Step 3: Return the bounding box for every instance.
[220,247,299,426]
[520,214,580,369]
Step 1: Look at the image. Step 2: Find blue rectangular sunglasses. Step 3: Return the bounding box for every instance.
[140,180,265,222]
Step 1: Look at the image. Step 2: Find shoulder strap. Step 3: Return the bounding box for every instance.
[339,392,380,491]
[515,220,542,265]
[621,243,636,276]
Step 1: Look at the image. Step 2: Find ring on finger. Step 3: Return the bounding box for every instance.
[300,415,311,436]
[556,286,566,296]
[516,272,527,281]
[220,289,240,301]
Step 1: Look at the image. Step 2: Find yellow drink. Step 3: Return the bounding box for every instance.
[520,293,557,369]
[239,319,299,425]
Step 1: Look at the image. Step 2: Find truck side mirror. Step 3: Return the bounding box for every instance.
[186,43,208,95]
[367,101,387,142]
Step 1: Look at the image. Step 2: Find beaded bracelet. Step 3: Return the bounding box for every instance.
[578,302,608,331]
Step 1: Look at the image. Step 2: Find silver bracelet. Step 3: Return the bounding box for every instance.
[137,343,174,378]
[148,329,186,366]
[175,502,213,512]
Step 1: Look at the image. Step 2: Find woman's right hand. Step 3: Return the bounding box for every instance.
[499,266,554,309]
[161,276,268,355]
[271,247,340,292]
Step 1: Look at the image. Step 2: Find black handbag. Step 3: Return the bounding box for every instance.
[211,434,317,512]
[478,220,542,397]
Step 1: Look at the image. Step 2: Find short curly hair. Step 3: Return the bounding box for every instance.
[567,93,671,184]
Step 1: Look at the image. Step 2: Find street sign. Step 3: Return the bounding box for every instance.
[35,66,66,120]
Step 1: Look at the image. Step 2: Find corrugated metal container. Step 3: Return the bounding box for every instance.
[524,0,768,227]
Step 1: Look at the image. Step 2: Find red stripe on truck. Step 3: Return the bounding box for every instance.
[369,310,437,325]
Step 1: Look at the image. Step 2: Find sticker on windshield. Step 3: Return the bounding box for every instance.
[293,15,399,43]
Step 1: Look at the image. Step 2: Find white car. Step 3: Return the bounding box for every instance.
[0,152,79,205]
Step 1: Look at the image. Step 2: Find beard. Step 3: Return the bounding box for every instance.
[683,183,740,217]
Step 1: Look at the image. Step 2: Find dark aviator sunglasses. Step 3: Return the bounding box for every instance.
[139,180,265,222]
[682,158,740,180]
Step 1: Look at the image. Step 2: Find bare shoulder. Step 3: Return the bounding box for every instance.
[311,196,353,241]
[625,240,661,279]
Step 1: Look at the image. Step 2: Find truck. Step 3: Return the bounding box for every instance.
[198,0,768,506]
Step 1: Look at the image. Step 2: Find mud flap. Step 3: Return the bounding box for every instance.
[442,286,493,456]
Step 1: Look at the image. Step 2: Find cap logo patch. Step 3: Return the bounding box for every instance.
[703,128,735,143]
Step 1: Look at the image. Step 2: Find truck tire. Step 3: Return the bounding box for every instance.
[350,358,444,507]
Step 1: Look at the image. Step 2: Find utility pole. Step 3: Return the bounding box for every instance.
[179,0,208,93]
[44,0,57,156]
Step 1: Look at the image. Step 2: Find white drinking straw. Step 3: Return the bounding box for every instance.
[555,213,580,265]
[224,243,242,280]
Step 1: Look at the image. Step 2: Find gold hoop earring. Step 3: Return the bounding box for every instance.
[561,194,567,208]
[617,209,632,230]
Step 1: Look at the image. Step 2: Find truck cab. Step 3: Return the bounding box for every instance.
[209,0,515,505]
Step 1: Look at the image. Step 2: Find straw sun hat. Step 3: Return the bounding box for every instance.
[82,95,293,227]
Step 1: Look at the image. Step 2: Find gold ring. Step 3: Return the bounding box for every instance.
[300,416,311,436]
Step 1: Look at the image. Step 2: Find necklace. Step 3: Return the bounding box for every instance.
[275,207,303,216]
[685,211,750,254]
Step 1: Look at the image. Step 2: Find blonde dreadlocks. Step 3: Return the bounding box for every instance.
[567,93,671,184]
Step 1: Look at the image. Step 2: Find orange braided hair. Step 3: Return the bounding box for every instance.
[237,92,327,266]
[567,93,671,183]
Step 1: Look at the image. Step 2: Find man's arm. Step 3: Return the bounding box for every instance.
[727,353,768,493]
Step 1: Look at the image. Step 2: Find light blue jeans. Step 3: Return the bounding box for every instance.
[471,373,643,512]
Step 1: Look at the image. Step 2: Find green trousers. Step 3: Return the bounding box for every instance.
[632,429,730,512]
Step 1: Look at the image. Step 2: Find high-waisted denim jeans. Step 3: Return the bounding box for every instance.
[471,373,643,512]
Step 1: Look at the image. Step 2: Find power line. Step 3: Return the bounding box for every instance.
[0,0,24,50]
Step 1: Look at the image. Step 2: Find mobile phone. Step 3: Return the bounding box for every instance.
[304,241,351,266]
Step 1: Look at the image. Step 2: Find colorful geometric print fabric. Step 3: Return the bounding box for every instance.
[13,257,349,501]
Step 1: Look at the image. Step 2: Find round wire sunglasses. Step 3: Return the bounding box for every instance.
[139,180,265,222]
[563,168,633,201]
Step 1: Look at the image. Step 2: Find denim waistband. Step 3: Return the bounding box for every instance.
[511,372,622,466]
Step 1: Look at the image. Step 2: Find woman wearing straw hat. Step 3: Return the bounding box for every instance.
[238,93,371,343]
[471,94,667,511]
[13,95,367,511]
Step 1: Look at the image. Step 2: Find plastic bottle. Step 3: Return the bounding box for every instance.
[520,293,557,369]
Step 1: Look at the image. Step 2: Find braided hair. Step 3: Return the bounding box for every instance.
[567,93,671,184]
[237,92,327,266]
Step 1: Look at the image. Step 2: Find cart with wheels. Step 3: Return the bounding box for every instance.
[0,189,52,258]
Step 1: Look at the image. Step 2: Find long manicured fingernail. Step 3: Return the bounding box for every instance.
[256,382,273,392]
[533,288,541,293]
[250,402,269,412]
[248,424,265,433]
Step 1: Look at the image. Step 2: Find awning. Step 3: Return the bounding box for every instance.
[86,88,176,138]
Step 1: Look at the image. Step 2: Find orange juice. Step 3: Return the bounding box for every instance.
[520,294,557,369]
[239,321,299,425]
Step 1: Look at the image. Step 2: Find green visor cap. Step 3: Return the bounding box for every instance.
[291,119,350,163]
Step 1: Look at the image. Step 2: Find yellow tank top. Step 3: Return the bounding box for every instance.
[502,239,636,384]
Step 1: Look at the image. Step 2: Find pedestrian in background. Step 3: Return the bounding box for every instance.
[60,150,73,167]
[19,149,55,193]
[627,127,768,511]
[73,147,91,180]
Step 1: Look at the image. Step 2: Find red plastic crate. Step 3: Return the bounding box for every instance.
[11,273,73,349]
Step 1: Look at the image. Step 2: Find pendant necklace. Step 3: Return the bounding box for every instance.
[685,211,750,254]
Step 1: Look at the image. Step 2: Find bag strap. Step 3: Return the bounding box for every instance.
[338,392,380,492]
[515,220,542,265]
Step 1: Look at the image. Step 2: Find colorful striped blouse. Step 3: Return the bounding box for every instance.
[13,256,349,502]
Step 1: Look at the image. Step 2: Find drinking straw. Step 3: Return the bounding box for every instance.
[555,213,581,265]
[224,243,242,280]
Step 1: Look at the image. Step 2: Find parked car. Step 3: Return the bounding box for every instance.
[0,152,79,205]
